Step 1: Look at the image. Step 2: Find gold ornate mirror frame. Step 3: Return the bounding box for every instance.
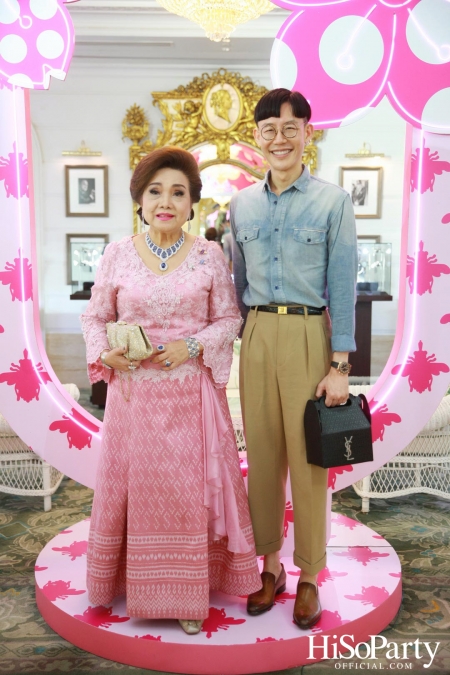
[122,69,324,233]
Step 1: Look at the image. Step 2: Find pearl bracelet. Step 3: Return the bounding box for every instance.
[184,337,200,359]
[100,350,113,370]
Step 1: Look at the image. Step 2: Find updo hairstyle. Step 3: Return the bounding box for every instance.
[130,146,202,222]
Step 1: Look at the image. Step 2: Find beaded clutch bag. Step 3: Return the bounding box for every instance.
[106,321,153,361]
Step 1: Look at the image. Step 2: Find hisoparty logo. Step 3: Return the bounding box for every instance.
[308,635,440,669]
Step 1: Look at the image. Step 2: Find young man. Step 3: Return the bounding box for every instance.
[230,88,357,629]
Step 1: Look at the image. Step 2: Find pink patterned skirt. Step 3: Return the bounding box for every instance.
[86,372,261,619]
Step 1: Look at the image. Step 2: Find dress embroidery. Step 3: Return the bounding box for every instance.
[145,279,182,333]
[81,237,260,619]
[81,236,241,387]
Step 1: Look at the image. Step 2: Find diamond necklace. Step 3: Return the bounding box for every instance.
[145,231,185,272]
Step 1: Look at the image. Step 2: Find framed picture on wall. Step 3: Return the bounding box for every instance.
[65,165,109,217]
[339,166,383,219]
[357,235,381,244]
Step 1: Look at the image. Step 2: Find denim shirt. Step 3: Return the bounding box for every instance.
[230,167,357,353]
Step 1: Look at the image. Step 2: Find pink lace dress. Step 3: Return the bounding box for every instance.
[81,236,261,619]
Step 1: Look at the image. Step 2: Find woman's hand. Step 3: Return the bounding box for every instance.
[102,347,141,372]
[150,340,191,370]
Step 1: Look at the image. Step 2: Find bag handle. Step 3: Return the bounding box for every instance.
[358,393,371,423]
[316,395,356,410]
[315,393,371,422]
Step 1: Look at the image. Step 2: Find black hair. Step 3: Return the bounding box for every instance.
[254,88,311,124]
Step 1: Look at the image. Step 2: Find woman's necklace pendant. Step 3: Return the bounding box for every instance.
[145,231,184,273]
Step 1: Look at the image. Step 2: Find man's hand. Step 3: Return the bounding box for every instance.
[315,369,349,407]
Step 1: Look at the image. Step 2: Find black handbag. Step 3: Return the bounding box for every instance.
[304,394,373,469]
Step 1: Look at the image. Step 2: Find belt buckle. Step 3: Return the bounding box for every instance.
[277,306,288,315]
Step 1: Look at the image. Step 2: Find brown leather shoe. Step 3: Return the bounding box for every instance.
[293,581,322,629]
[247,564,286,615]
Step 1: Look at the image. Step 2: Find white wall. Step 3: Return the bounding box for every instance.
[30,62,405,336]
[317,98,407,335]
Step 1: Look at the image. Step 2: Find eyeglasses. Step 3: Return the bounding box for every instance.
[260,123,302,141]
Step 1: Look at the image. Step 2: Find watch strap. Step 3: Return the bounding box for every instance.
[330,360,351,375]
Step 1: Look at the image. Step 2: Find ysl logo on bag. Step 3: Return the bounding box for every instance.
[344,436,354,461]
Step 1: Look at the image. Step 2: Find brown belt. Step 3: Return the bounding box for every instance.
[250,305,324,316]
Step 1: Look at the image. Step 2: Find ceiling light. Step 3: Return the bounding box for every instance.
[157,0,275,42]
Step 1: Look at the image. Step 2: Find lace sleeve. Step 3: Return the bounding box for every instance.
[193,243,242,388]
[80,242,118,384]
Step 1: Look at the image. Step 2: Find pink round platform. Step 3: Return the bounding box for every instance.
[35,515,402,674]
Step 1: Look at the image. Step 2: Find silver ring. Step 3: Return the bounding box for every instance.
[128,364,137,371]
[164,360,171,367]
[157,344,165,351]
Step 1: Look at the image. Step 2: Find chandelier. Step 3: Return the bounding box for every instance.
[157,0,275,42]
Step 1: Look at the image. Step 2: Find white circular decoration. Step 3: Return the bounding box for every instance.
[36,30,64,59]
[8,73,33,88]
[0,34,27,64]
[406,0,450,64]
[270,38,298,90]
[0,0,20,25]
[319,16,384,85]
[340,106,374,126]
[422,87,450,133]
[29,0,58,21]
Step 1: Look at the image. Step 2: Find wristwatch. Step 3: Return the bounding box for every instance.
[331,360,352,375]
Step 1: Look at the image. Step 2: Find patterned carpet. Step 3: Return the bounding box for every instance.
[1,483,449,674]
[0,390,449,673]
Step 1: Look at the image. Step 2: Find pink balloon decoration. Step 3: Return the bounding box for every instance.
[270,0,450,132]
[0,0,77,90]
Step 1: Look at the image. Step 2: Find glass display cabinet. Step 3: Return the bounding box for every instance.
[356,242,392,294]
[67,234,108,299]
[351,240,393,377]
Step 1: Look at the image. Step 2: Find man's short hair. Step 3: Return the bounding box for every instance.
[254,88,311,124]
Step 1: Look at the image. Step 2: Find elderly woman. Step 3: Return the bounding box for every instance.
[81,147,261,635]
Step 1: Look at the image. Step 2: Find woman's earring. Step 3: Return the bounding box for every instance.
[188,215,191,232]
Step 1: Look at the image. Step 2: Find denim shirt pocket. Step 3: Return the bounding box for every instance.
[292,228,327,270]
[236,227,260,244]
[293,228,326,244]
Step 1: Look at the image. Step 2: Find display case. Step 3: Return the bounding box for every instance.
[356,241,392,295]
[67,234,109,291]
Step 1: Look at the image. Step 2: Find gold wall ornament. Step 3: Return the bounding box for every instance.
[121,69,324,232]
[345,142,385,159]
[62,140,102,157]
[303,129,324,176]
[157,0,274,42]
[152,69,268,164]
[122,104,154,169]
[204,83,243,133]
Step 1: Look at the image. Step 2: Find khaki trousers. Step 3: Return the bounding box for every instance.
[240,308,331,575]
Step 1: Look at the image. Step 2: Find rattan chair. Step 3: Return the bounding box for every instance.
[0,384,80,511]
[350,386,450,512]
